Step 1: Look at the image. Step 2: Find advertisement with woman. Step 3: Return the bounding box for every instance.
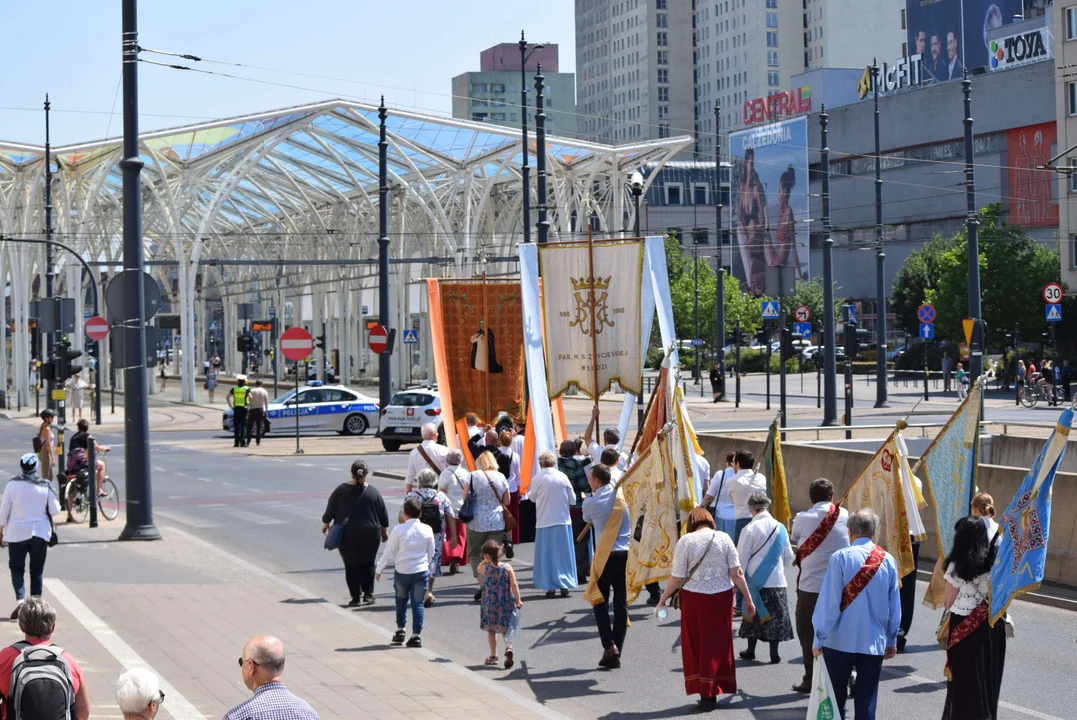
[729,117,809,295]
[905,0,1022,80]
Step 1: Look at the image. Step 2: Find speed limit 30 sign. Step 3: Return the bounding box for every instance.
[1044,283,1064,304]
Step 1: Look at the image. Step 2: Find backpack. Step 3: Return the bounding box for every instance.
[8,642,76,720]
[416,491,443,535]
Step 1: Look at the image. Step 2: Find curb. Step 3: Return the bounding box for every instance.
[915,568,1077,613]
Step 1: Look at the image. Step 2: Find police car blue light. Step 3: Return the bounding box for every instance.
[222,383,379,436]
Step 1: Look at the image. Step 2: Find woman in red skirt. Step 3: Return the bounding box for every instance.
[657,507,756,711]
[438,450,470,573]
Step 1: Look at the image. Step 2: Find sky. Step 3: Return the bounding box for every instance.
[1,1,576,146]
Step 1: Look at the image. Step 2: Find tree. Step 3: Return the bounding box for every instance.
[663,236,762,354]
[778,277,844,330]
[925,204,1060,348]
[890,234,957,334]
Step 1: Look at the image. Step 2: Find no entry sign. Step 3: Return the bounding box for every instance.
[280,327,314,362]
[369,324,388,354]
[85,316,109,342]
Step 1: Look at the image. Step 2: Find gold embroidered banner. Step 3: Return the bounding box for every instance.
[436,279,525,424]
[624,435,678,604]
[538,240,642,400]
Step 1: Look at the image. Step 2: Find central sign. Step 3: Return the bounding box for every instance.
[742,86,811,127]
[857,54,923,99]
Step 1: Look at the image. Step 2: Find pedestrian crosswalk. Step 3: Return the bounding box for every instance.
[153,493,407,530]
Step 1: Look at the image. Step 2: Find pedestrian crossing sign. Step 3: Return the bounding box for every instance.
[1047,304,1062,322]
[761,301,779,319]
[402,329,419,344]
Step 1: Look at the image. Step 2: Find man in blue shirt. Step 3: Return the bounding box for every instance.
[582,464,632,669]
[812,508,901,720]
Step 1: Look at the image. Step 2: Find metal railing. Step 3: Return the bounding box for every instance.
[701,418,1056,442]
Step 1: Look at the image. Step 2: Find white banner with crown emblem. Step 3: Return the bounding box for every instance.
[538,240,643,400]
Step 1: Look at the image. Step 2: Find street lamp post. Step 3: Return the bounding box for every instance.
[43,96,56,412]
[872,60,888,408]
[519,33,544,244]
[631,172,644,428]
[963,71,983,382]
[820,106,837,425]
[693,239,700,384]
[714,102,726,401]
[377,97,391,419]
[535,66,550,245]
[118,0,159,540]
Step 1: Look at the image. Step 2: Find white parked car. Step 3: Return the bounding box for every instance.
[377,388,515,452]
[222,381,378,436]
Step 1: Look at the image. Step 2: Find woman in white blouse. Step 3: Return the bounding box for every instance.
[942,517,1006,720]
[0,454,61,619]
[656,507,755,712]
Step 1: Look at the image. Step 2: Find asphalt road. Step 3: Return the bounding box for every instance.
[1,417,1072,720]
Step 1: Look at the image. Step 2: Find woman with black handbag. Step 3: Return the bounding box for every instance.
[322,460,389,607]
[656,507,754,711]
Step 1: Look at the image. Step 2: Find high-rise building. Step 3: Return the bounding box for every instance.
[451,43,577,137]
[803,0,904,72]
[575,0,695,144]
[693,0,904,149]
[1056,0,1077,288]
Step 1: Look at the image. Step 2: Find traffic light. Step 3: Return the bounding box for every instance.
[780,326,793,360]
[843,322,858,359]
[756,326,768,346]
[56,341,83,379]
[237,333,252,352]
[315,333,326,351]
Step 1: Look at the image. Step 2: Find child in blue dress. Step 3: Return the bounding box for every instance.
[478,539,523,668]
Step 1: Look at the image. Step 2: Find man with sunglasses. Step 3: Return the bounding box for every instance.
[225,635,319,719]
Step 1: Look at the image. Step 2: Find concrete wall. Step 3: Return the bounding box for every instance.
[698,433,1077,587]
[988,434,1077,475]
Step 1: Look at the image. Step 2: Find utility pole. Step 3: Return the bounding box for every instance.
[963,70,983,382]
[377,97,392,415]
[44,96,56,412]
[820,106,837,425]
[693,240,700,384]
[714,102,726,401]
[118,0,159,541]
[872,60,888,408]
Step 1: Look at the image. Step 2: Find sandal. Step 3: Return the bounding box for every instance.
[484,655,499,666]
[423,593,435,608]
[504,649,514,669]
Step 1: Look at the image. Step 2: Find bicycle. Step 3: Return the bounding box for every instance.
[61,469,120,523]
[1019,381,1055,409]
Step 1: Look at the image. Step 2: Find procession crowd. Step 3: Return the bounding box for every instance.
[318,411,1008,720]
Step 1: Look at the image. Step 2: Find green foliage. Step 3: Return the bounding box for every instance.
[890,234,958,334]
[891,204,1061,349]
[778,277,844,328]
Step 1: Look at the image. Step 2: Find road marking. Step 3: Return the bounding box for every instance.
[152,509,221,529]
[218,508,287,526]
[256,501,321,518]
[174,472,187,478]
[47,579,207,720]
[165,526,570,720]
[881,667,1064,720]
[196,477,213,483]
[152,466,166,473]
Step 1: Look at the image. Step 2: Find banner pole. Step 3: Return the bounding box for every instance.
[482,272,491,428]
[587,227,601,439]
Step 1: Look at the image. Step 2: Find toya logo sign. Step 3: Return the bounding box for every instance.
[990,28,1051,71]
[743,87,811,126]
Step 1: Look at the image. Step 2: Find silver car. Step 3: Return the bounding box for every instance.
[222,382,378,436]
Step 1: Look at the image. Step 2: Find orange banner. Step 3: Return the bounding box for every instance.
[426,279,458,451]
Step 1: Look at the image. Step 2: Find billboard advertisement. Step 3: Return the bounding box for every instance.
[1008,122,1058,228]
[730,117,809,295]
[906,0,1024,81]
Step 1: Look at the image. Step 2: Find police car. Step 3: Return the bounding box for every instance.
[222,381,379,436]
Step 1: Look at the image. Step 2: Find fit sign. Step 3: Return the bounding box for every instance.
[857,54,923,99]
[989,28,1052,72]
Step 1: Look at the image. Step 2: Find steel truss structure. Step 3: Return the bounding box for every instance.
[0,98,690,403]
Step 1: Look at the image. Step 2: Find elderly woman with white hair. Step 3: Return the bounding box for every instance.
[116,667,163,720]
[405,468,457,607]
[528,450,578,598]
[438,449,470,574]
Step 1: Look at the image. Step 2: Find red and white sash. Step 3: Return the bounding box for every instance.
[794,503,841,588]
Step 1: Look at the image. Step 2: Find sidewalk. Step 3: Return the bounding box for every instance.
[30,521,563,720]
